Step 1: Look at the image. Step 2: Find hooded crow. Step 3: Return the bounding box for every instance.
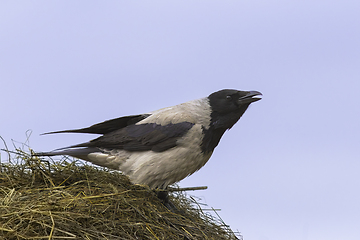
[36,89,262,189]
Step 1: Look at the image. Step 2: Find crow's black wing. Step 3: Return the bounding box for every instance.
[43,114,150,135]
[83,121,195,152]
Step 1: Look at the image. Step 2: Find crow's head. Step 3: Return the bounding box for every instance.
[208,89,262,129]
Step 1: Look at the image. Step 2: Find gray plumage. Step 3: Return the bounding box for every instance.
[36,89,262,189]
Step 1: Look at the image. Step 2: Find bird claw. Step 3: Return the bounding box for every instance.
[157,190,181,213]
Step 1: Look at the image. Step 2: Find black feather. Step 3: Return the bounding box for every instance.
[42,114,150,135]
[74,122,195,152]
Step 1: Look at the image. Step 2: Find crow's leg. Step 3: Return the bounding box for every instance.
[157,190,178,212]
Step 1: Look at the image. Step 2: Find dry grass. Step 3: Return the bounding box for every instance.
[0,144,241,240]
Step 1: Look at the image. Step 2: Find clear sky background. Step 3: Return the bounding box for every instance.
[1,1,359,240]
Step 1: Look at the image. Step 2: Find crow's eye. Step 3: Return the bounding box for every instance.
[226,95,232,100]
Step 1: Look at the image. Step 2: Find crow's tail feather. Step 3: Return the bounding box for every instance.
[33,147,100,158]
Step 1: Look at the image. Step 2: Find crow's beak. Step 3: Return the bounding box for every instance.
[238,91,262,104]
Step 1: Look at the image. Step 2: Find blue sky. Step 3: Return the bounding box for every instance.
[1,1,359,239]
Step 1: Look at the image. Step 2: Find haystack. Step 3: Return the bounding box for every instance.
[0,144,241,239]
